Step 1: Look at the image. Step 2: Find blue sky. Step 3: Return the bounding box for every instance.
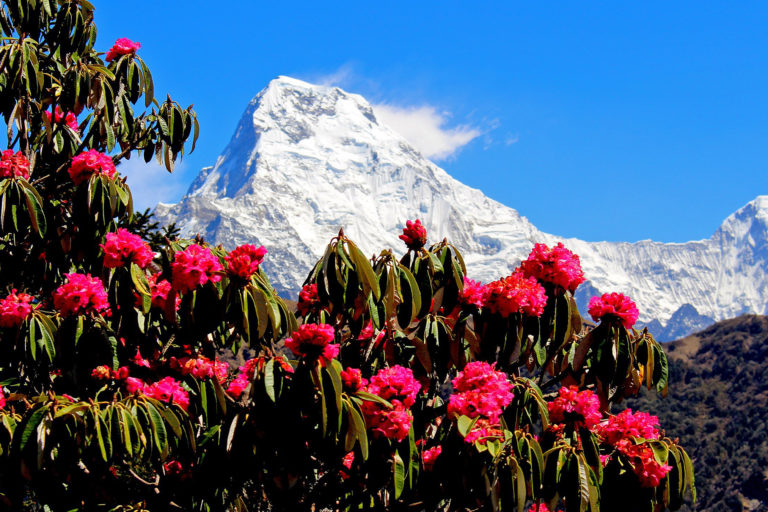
[97,1,768,242]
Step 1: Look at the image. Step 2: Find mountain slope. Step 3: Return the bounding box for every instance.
[625,315,768,512]
[154,76,768,335]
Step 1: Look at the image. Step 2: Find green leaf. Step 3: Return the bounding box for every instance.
[347,240,380,300]
[394,452,406,499]
[263,358,276,402]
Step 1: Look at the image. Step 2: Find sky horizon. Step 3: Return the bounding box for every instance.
[95,1,768,244]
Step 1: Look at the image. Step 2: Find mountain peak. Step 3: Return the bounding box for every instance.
[155,77,768,337]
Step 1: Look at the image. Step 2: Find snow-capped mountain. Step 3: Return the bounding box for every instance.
[154,76,768,340]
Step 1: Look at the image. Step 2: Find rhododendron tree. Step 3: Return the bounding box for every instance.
[0,1,694,511]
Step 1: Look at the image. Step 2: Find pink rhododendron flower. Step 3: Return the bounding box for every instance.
[422,445,442,471]
[463,419,504,444]
[595,409,660,445]
[68,149,116,185]
[547,386,602,429]
[91,365,129,380]
[357,320,374,340]
[0,289,35,327]
[101,228,154,269]
[0,150,30,179]
[142,376,189,410]
[106,38,141,62]
[132,348,151,368]
[170,355,229,382]
[528,504,551,512]
[297,283,321,316]
[171,244,223,293]
[520,242,585,292]
[227,355,293,398]
[45,106,78,132]
[482,272,547,317]
[615,440,672,487]
[361,365,421,441]
[225,244,267,280]
[340,367,366,392]
[0,389,5,410]
[124,377,145,394]
[285,323,338,363]
[459,278,486,308]
[364,365,421,408]
[448,362,514,426]
[53,273,110,317]
[399,219,427,250]
[588,292,640,329]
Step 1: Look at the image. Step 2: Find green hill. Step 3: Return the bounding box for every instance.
[624,315,768,511]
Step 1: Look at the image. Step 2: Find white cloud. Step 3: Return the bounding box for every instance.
[372,104,481,160]
[505,133,520,146]
[316,64,356,87]
[117,158,188,212]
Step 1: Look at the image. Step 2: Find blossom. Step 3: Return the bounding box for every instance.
[0,290,35,327]
[171,244,223,293]
[0,150,30,179]
[595,409,660,445]
[368,407,413,441]
[225,244,267,280]
[124,376,145,394]
[142,376,190,410]
[482,272,547,317]
[422,445,442,471]
[227,355,293,398]
[399,219,427,250]
[101,228,154,269]
[463,419,504,444]
[170,355,229,382]
[106,38,141,62]
[588,292,640,329]
[614,440,672,487]
[340,367,366,392]
[53,273,110,317]
[284,323,338,363]
[528,504,551,512]
[297,283,321,316]
[357,321,374,340]
[0,389,5,410]
[45,106,78,132]
[547,386,602,429]
[459,278,486,308]
[131,348,151,368]
[68,149,117,185]
[447,362,514,425]
[520,242,585,292]
[361,365,421,441]
[91,365,129,381]
[364,365,421,409]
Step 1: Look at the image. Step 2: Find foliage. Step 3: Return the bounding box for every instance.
[0,1,695,511]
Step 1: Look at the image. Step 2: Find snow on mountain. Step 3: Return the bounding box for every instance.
[154,76,768,339]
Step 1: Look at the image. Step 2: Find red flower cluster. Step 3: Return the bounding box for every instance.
[547,386,602,429]
[91,365,129,381]
[297,283,321,316]
[45,106,78,132]
[399,219,427,250]
[340,367,366,392]
[528,504,551,512]
[588,292,640,329]
[595,409,670,487]
[362,365,421,441]
[171,244,223,293]
[53,273,110,317]
[0,290,35,327]
[448,362,514,423]
[148,274,177,310]
[459,278,486,308]
[102,228,154,269]
[170,355,229,382]
[226,355,293,398]
[0,150,30,179]
[285,323,338,363]
[520,243,585,292]
[482,272,547,317]
[225,244,267,280]
[68,150,117,185]
[595,408,659,445]
[422,445,442,471]
[106,38,141,62]
[126,376,189,410]
[0,389,5,409]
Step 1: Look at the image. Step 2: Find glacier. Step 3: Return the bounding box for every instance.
[154,76,768,340]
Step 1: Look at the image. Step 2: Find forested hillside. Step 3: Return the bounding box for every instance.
[625,315,768,511]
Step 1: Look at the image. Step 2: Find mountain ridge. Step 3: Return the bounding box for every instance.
[154,76,768,339]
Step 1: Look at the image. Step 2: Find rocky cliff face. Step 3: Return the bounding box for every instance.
[154,76,768,339]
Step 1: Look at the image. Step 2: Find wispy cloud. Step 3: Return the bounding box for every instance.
[117,158,188,212]
[372,104,482,160]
